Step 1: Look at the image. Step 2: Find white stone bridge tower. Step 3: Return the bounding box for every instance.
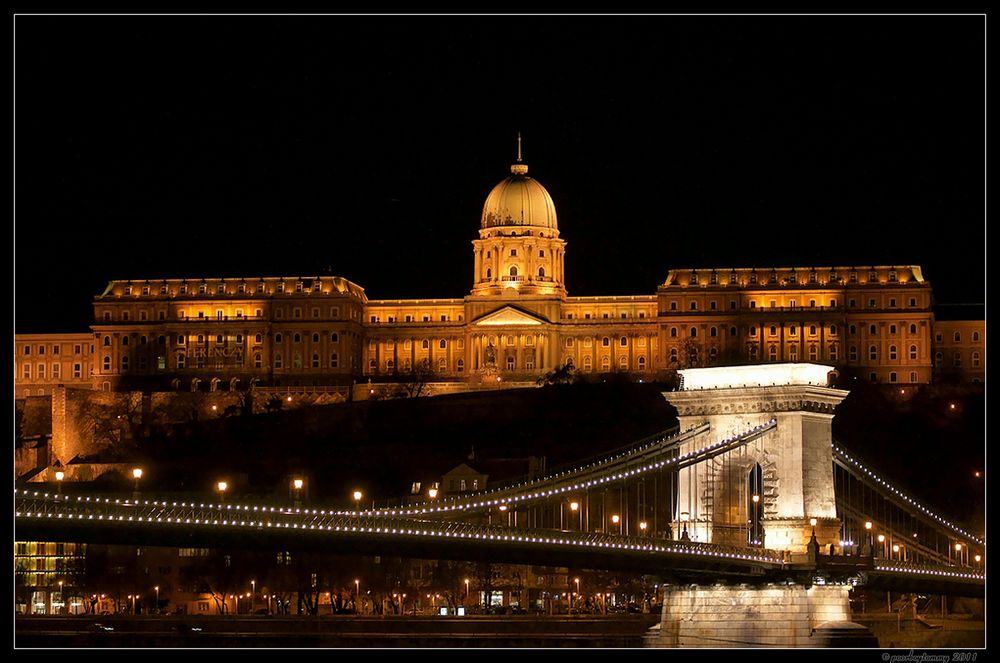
[664,363,848,553]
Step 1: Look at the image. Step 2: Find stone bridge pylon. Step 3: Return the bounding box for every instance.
[664,363,848,554]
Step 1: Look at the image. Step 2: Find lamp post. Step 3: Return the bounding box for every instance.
[864,521,873,556]
[132,467,143,500]
[680,511,690,541]
[464,578,470,602]
[639,521,648,536]
[751,494,760,545]
[154,586,159,614]
[892,544,900,560]
[428,487,438,500]
[355,579,360,612]
[217,481,228,504]
[877,534,885,558]
[55,470,64,496]
[611,514,621,535]
[955,543,963,566]
[292,478,303,507]
[251,580,256,611]
[570,501,580,531]
[353,490,363,512]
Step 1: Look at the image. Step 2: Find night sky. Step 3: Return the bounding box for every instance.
[14,16,985,334]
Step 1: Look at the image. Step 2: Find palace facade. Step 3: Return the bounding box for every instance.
[15,152,983,398]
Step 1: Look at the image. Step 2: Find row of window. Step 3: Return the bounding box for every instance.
[369,338,465,350]
[483,266,549,279]
[666,296,923,312]
[101,332,345,347]
[368,357,464,372]
[935,331,982,343]
[370,314,461,323]
[484,248,547,258]
[684,268,904,286]
[109,351,347,372]
[121,280,342,296]
[565,336,649,348]
[20,363,85,380]
[102,305,350,322]
[564,311,650,320]
[19,344,90,356]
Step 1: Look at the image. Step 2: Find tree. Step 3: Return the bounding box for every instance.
[537,362,578,386]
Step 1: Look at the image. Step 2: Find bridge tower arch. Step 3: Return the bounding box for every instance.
[665,363,848,553]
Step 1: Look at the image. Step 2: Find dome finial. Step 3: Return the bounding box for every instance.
[511,131,528,175]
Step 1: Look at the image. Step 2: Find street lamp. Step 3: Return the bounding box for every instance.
[639,521,648,535]
[132,467,143,497]
[680,511,690,541]
[955,543,963,566]
[217,481,228,504]
[251,580,256,610]
[611,514,620,534]
[292,478,304,506]
[570,501,580,530]
[353,490,363,511]
[154,586,159,614]
[55,470,64,495]
[428,487,438,499]
[355,579,360,603]
[809,517,817,537]
[877,534,885,558]
[464,578,470,600]
[892,544,900,560]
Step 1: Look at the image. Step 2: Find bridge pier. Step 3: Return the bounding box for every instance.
[664,364,848,554]
[646,583,852,648]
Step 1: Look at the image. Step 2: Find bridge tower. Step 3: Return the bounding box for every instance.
[664,364,848,553]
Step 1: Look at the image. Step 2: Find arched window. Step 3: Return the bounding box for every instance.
[507,355,516,370]
[122,336,129,346]
[669,348,678,364]
[329,352,339,368]
[275,333,283,344]
[710,327,717,338]
[909,324,917,335]
[312,333,320,343]
[953,331,961,342]
[121,356,129,371]
[255,333,263,344]
[809,346,818,361]
[602,337,610,347]
[254,353,262,369]
[619,356,628,369]
[620,336,627,347]
[869,325,877,336]
[438,357,447,372]
[934,352,942,366]
[709,347,718,362]
[293,353,302,369]
[439,339,447,349]
[538,267,545,278]
[422,339,429,350]
[909,345,917,360]
[972,351,981,367]
[583,355,592,370]
[486,268,492,279]
[601,356,610,371]
[509,266,518,277]
[690,327,697,338]
[274,352,283,369]
[730,326,737,337]
[638,356,646,369]
[293,333,301,344]
[670,327,677,338]
[312,353,320,368]
[368,358,376,370]
[749,326,757,337]
[103,355,111,371]
[176,353,185,369]
[768,346,777,361]
[456,358,465,373]
[869,345,878,361]
[386,359,395,371]
[888,345,897,360]
[973,331,981,342]
[331,332,339,343]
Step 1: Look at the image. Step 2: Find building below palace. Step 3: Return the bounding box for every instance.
[15,149,984,399]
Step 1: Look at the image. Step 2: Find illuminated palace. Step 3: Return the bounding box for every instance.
[15,151,984,398]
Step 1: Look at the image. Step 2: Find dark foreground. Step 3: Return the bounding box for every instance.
[15,614,662,648]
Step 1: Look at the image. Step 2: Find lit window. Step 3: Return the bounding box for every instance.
[439,339,447,349]
[889,372,897,383]
[690,327,697,338]
[889,345,897,360]
[869,345,877,361]
[274,352,283,369]
[73,363,81,378]
[953,332,961,343]
[909,345,917,360]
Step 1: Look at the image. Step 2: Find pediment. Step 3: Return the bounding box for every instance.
[473,306,547,326]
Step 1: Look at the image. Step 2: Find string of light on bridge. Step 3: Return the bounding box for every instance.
[832,444,985,546]
[346,420,774,518]
[16,490,984,581]
[15,489,785,567]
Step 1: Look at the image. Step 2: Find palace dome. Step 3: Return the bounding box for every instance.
[481,162,558,231]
